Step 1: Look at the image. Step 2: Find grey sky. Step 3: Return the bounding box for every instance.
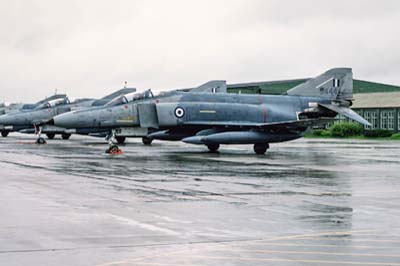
[1,0,400,102]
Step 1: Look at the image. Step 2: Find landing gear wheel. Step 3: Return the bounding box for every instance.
[1,131,9,137]
[254,143,269,155]
[115,136,126,144]
[61,133,71,140]
[46,133,55,139]
[206,143,220,153]
[142,137,153,145]
[106,144,123,155]
[36,137,47,144]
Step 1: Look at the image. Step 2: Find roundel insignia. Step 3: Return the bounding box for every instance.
[174,107,185,118]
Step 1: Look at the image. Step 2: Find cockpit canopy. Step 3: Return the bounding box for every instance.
[105,89,154,107]
[34,97,70,110]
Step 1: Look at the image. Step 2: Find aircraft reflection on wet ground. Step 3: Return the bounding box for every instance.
[0,134,399,266]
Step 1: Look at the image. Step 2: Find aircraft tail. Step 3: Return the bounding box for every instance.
[291,68,371,126]
[287,68,353,101]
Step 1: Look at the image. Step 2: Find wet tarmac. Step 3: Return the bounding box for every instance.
[1,133,400,266]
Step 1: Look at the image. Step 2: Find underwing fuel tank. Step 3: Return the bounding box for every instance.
[147,130,190,141]
[182,131,301,145]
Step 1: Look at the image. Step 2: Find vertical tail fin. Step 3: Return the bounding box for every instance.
[287,68,353,101]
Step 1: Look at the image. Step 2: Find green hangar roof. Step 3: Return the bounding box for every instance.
[227,79,400,95]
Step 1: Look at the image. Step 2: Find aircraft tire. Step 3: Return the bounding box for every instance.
[1,131,9,137]
[115,136,126,144]
[142,137,153,145]
[254,143,269,155]
[207,143,220,153]
[61,133,71,140]
[106,144,119,154]
[36,137,47,145]
[46,133,56,139]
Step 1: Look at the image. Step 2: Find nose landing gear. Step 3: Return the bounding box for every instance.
[34,125,46,145]
[105,132,123,155]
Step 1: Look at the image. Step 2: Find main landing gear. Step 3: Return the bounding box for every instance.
[142,137,153,145]
[115,136,126,144]
[1,131,9,137]
[61,133,71,140]
[46,133,55,139]
[253,143,269,155]
[45,133,71,140]
[206,143,220,153]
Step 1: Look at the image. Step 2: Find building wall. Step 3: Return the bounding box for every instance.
[353,108,400,133]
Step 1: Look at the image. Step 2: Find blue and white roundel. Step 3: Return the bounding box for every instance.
[174,107,185,118]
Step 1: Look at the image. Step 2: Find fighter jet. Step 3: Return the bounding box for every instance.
[50,81,226,149]
[0,96,72,140]
[0,88,136,140]
[53,68,370,154]
[0,94,67,115]
[149,68,370,154]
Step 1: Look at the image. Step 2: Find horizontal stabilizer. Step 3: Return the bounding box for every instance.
[319,103,371,126]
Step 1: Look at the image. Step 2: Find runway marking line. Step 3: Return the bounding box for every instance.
[288,237,400,243]
[94,230,382,266]
[240,242,396,249]
[227,248,400,258]
[186,255,400,265]
[94,249,192,266]
[228,229,380,245]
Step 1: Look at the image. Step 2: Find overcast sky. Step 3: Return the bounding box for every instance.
[1,0,400,102]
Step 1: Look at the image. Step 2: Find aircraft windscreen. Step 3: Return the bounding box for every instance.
[34,98,69,110]
[105,90,153,107]
[105,96,129,107]
[34,102,51,110]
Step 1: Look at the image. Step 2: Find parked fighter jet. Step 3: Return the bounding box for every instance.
[0,88,136,141]
[50,81,226,147]
[0,94,67,115]
[45,88,149,144]
[53,68,369,154]
[149,68,370,154]
[0,96,72,140]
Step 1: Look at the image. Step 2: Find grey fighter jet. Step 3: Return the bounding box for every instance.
[51,81,227,147]
[0,94,67,115]
[0,96,72,140]
[53,68,369,154]
[149,68,370,154]
[0,88,136,140]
